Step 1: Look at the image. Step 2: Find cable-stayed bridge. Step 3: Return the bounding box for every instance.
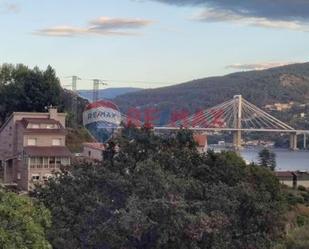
[149,95,309,150]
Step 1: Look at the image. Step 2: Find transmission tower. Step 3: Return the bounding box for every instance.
[64,76,81,127]
[71,76,80,92]
[92,79,107,102]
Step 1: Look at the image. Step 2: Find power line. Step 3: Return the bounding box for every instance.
[59,76,170,86]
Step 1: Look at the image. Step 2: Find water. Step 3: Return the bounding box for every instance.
[241,149,309,171]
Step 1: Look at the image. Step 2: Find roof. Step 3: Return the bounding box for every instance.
[20,118,63,128]
[0,111,66,133]
[83,143,106,151]
[15,118,66,134]
[85,100,119,111]
[24,146,72,157]
[193,134,207,147]
[275,171,294,178]
[275,171,309,181]
[295,171,309,180]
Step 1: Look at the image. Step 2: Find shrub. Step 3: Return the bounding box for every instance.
[298,185,307,192]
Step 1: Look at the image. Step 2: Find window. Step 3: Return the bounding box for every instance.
[31,174,40,181]
[29,124,40,129]
[55,157,61,168]
[49,157,55,168]
[37,157,43,167]
[88,151,91,157]
[49,157,55,164]
[30,157,36,168]
[29,157,44,168]
[61,157,70,166]
[43,157,49,168]
[52,139,62,146]
[28,138,37,146]
[46,124,56,129]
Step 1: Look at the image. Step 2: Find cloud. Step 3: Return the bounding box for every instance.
[0,2,20,14]
[194,9,309,31]
[151,0,309,31]
[226,62,295,71]
[89,17,152,30]
[35,17,153,37]
[152,0,309,21]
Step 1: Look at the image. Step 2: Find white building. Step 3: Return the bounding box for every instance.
[82,143,105,161]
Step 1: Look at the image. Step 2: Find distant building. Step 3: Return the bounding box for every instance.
[82,143,105,161]
[275,171,297,188]
[244,140,274,147]
[275,171,309,188]
[193,134,208,153]
[264,102,294,112]
[295,172,309,188]
[0,107,71,191]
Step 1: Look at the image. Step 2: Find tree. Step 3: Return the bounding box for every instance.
[0,64,63,124]
[258,148,277,171]
[34,128,286,249]
[0,189,51,248]
[0,63,89,127]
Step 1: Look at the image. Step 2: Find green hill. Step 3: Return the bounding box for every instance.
[78,87,142,101]
[113,62,309,128]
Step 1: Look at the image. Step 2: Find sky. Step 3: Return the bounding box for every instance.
[1,0,309,89]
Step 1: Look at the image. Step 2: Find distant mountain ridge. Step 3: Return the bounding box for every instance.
[78,87,142,101]
[113,62,309,114]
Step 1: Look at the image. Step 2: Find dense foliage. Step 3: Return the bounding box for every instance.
[258,148,277,171]
[66,127,95,152]
[0,189,51,248]
[0,64,63,124]
[0,63,88,127]
[274,186,309,249]
[34,128,286,249]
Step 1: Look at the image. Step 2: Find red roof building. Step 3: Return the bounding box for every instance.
[0,107,71,191]
[193,134,208,153]
[82,143,106,161]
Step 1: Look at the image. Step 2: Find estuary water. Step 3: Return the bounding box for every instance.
[241,149,309,171]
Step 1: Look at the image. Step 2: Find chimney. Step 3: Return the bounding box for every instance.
[48,106,58,120]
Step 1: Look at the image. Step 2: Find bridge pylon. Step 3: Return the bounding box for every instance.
[289,133,298,151]
[233,95,242,151]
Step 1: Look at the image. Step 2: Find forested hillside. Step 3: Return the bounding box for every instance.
[114,62,309,119]
[78,87,141,101]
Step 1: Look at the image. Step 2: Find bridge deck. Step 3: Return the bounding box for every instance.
[153,127,309,134]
